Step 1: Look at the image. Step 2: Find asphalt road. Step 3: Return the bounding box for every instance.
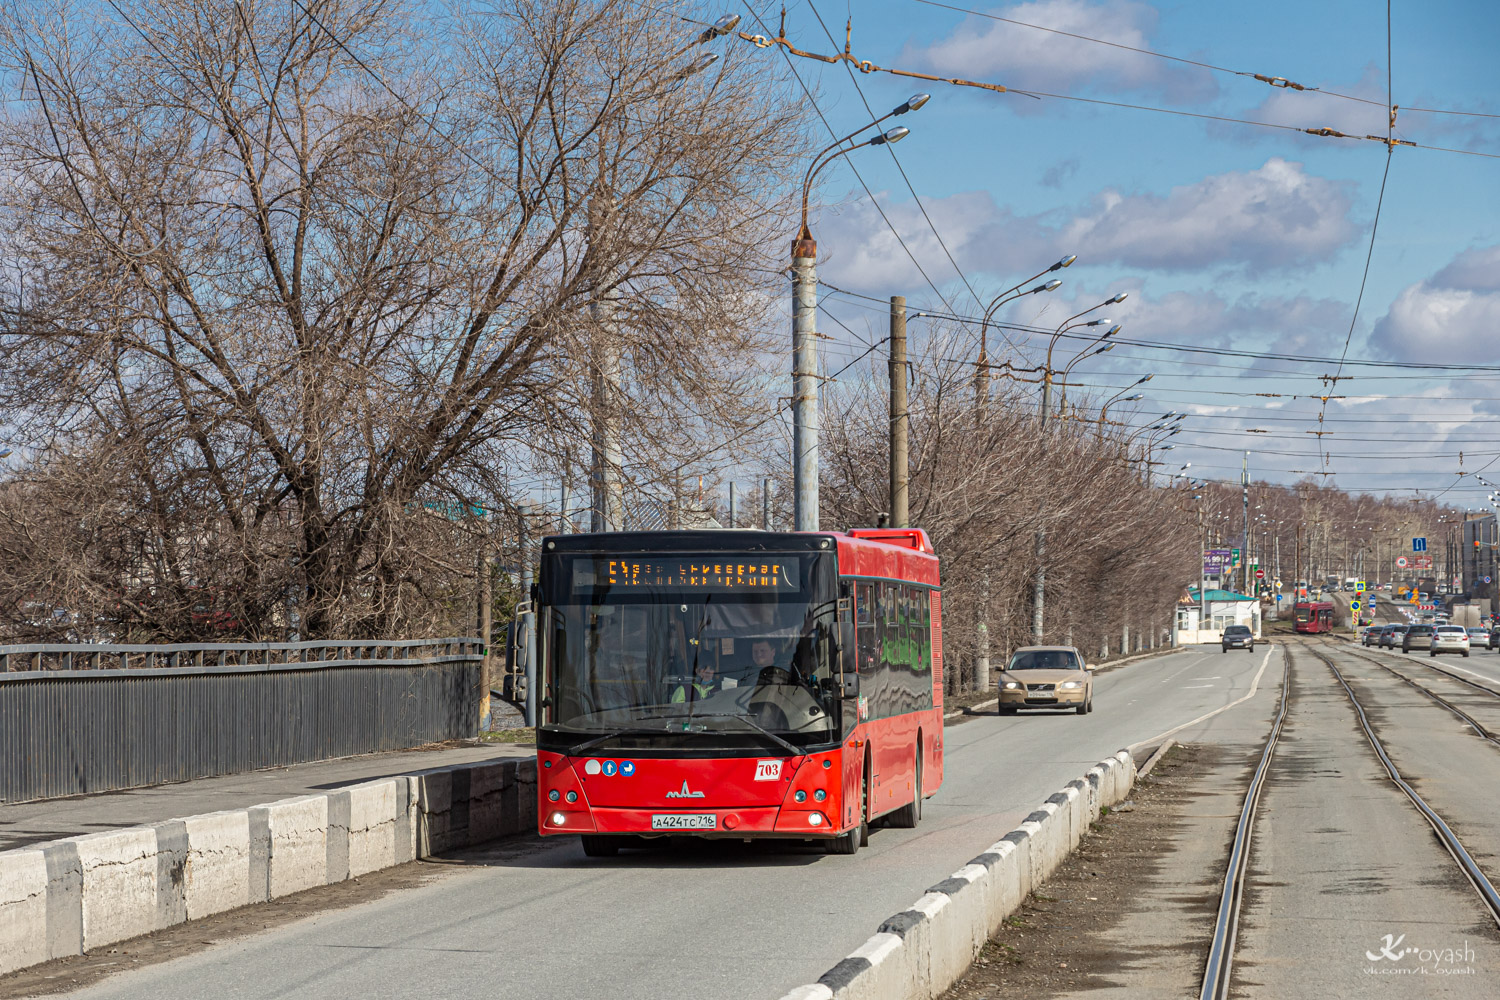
[42,645,1282,1000]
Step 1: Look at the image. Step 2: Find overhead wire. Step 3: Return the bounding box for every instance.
[910,0,1498,120]
[740,2,965,317]
[803,1,1004,344]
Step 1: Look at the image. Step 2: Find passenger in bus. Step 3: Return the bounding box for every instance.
[671,661,723,703]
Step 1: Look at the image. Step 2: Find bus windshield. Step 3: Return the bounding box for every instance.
[539,552,841,750]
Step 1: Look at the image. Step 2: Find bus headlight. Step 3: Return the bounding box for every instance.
[550,811,566,826]
[794,790,807,803]
[548,789,560,801]
[814,789,826,802]
[566,791,578,803]
[808,813,824,826]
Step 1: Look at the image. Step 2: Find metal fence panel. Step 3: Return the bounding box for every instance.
[0,640,482,803]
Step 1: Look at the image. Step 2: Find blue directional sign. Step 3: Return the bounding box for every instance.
[1413,537,1427,552]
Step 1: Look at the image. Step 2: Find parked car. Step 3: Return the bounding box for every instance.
[1379,624,1408,649]
[1222,624,1256,652]
[996,646,1094,715]
[1466,627,1490,650]
[1361,626,1383,646]
[1402,624,1436,653]
[1430,625,1470,657]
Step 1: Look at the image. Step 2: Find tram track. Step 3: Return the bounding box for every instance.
[1309,641,1500,925]
[1197,638,1500,1000]
[1327,638,1500,752]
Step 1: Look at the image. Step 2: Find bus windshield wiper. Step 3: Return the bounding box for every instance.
[687,713,801,755]
[565,726,675,757]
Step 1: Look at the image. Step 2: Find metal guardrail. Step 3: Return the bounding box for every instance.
[0,637,481,674]
[0,638,486,803]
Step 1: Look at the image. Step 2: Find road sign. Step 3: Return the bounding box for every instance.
[1255,569,1265,579]
[1231,547,1242,566]
[1415,555,1434,570]
[1487,576,1494,584]
[1413,537,1427,552]
[1275,594,1284,603]
[1351,600,1361,611]
[1204,548,1231,574]
[1357,580,1367,592]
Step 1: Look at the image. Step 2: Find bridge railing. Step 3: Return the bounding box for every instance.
[0,638,485,804]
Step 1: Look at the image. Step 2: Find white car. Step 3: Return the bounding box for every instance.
[1467,627,1492,650]
[1430,625,1470,658]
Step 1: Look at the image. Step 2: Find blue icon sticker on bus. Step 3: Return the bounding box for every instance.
[602,760,618,776]
[620,760,636,777]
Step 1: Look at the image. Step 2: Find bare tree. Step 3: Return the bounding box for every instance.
[0,0,809,638]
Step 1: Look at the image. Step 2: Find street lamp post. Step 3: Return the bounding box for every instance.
[792,95,927,531]
[976,256,1072,401]
[1058,323,1122,413]
[1031,293,1125,642]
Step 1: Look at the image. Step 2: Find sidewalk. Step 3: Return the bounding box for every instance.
[0,740,533,852]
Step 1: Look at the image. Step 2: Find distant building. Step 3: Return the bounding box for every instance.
[1176,587,1262,644]
[1463,514,1497,603]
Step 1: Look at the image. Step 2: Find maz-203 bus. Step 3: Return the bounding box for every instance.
[1293,600,1335,633]
[533,528,944,856]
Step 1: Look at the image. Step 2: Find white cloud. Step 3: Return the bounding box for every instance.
[1369,245,1500,364]
[905,0,1217,104]
[815,158,1359,292]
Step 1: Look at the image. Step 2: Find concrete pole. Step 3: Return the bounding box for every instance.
[727,481,737,529]
[477,527,493,731]
[1033,371,1051,642]
[792,243,819,532]
[590,294,624,533]
[520,506,537,728]
[1241,452,1250,594]
[762,476,773,531]
[889,295,909,529]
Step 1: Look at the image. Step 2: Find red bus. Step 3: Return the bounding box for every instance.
[1293,601,1335,633]
[533,528,944,856]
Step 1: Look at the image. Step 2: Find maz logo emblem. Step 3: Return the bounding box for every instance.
[665,781,705,799]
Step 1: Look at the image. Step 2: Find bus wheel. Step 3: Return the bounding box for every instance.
[580,836,619,858]
[889,749,922,829]
[827,776,867,855]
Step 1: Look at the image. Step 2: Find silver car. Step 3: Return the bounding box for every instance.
[1430,625,1470,657]
[1467,627,1491,650]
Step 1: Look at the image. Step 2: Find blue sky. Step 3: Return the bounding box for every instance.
[733,0,1500,505]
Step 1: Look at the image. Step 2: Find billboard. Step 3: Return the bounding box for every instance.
[1204,548,1232,575]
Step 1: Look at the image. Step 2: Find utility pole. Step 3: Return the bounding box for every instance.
[762,476,773,531]
[727,481,737,529]
[889,295,909,528]
[792,232,819,531]
[589,194,625,534]
[519,505,537,728]
[476,523,493,731]
[1241,452,1250,594]
[1033,371,1051,642]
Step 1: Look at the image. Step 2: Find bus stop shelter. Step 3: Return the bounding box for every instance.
[1175,588,1261,645]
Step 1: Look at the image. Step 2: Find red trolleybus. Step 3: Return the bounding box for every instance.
[1293,601,1335,633]
[533,528,944,856]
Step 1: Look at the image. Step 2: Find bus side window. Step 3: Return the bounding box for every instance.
[856,582,878,674]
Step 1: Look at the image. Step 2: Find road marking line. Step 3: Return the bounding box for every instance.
[1127,646,1279,753]
[1182,684,1215,689]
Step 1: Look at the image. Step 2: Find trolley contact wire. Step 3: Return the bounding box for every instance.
[1199,646,1291,1000]
[1311,644,1500,927]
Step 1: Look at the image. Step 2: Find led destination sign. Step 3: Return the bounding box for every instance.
[570,556,800,594]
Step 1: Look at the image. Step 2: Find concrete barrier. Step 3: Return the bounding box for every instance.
[775,749,1136,1000]
[0,757,536,977]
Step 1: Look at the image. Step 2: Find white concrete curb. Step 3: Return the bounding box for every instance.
[774,750,1137,1000]
[0,758,536,976]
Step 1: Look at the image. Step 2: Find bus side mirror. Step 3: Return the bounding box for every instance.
[840,672,860,699]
